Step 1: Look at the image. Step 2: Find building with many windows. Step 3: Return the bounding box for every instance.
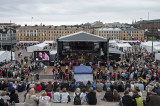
[0,23,20,50]
[135,19,160,40]
[16,25,88,41]
[95,28,122,40]
[95,27,144,40]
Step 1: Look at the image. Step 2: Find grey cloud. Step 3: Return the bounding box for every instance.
[0,0,160,25]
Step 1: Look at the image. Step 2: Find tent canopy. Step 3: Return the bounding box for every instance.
[17,41,39,44]
[27,43,49,52]
[116,43,132,48]
[50,50,57,55]
[0,51,15,62]
[74,65,93,74]
[140,41,160,52]
[43,40,56,44]
[74,65,93,85]
[109,48,124,54]
[58,31,107,42]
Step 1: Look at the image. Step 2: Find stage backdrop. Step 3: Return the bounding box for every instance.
[74,65,93,85]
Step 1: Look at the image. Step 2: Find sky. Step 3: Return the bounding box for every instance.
[0,0,160,26]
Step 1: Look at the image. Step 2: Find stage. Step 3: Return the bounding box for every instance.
[57,32,109,64]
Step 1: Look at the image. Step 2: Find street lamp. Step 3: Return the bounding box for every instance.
[151,27,154,56]
[9,20,13,61]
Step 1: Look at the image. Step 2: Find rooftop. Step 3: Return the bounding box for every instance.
[95,28,122,31]
[58,31,107,42]
[136,19,160,24]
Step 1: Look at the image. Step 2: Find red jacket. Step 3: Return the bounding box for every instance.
[0,72,3,77]
[35,84,42,92]
[66,75,68,80]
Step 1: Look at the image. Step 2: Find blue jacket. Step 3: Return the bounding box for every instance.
[8,83,15,91]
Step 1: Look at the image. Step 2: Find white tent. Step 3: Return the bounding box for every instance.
[0,51,15,62]
[155,53,160,61]
[115,43,132,52]
[50,50,57,55]
[43,40,56,44]
[27,43,49,52]
[140,41,160,53]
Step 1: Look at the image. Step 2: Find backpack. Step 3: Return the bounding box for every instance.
[0,98,8,106]
[74,93,81,105]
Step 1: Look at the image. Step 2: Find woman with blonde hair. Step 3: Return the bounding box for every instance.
[39,91,50,106]
[24,88,38,106]
[1,91,10,105]
[73,88,83,105]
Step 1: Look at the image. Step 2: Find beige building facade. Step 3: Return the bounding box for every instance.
[95,28,144,40]
[16,26,88,41]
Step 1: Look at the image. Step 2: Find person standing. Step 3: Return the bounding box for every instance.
[44,65,47,73]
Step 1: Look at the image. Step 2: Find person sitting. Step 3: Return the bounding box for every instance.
[86,81,92,92]
[38,91,50,106]
[8,82,15,92]
[112,82,118,92]
[104,80,111,90]
[125,81,131,90]
[73,88,82,105]
[24,88,38,106]
[17,81,25,92]
[81,88,87,104]
[92,81,96,90]
[53,88,61,103]
[9,90,19,104]
[121,90,133,106]
[95,81,104,92]
[118,81,125,92]
[35,82,42,92]
[79,81,85,91]
[46,81,53,98]
[41,82,46,91]
[152,84,160,96]
[29,81,35,88]
[86,87,97,105]
[1,91,10,105]
[103,87,113,102]
[61,88,69,103]
[69,82,76,92]
[113,89,120,102]
[135,87,142,97]
[132,90,143,106]
[138,82,144,92]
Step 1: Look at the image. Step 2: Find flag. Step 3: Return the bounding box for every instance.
[128,31,133,36]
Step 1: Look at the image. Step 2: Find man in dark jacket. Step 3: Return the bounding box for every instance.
[103,87,113,101]
[9,90,19,104]
[122,90,133,106]
[87,87,97,105]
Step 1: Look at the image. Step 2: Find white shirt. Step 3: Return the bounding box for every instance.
[39,96,50,106]
[61,92,69,103]
[53,92,60,103]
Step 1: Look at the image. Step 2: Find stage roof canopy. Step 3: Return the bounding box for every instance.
[58,31,107,42]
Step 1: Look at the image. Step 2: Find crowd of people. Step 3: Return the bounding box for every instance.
[0,43,159,106]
